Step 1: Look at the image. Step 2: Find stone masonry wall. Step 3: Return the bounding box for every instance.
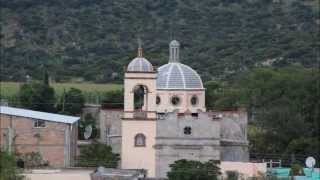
[155,111,221,178]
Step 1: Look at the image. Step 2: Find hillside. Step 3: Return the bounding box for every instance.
[0,0,319,82]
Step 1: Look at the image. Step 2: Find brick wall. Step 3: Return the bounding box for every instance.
[0,114,77,167]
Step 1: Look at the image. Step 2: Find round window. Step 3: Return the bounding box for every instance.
[171,96,180,106]
[191,96,198,106]
[156,96,161,105]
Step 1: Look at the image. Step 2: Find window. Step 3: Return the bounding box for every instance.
[171,96,181,106]
[191,113,198,118]
[184,126,192,135]
[33,119,46,128]
[157,113,166,120]
[156,96,161,105]
[134,133,146,147]
[191,96,198,106]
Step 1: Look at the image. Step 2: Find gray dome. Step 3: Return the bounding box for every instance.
[156,63,204,89]
[170,40,180,47]
[127,57,153,72]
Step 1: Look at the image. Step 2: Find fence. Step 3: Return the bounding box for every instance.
[250,153,319,168]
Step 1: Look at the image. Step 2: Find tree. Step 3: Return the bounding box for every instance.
[0,151,24,180]
[242,67,319,156]
[78,142,119,167]
[204,81,221,108]
[19,82,56,113]
[58,88,85,115]
[167,159,221,180]
[101,89,124,108]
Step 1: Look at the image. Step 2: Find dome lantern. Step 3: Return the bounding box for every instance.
[169,40,180,63]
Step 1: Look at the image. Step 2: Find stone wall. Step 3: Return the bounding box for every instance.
[217,109,249,162]
[155,111,221,178]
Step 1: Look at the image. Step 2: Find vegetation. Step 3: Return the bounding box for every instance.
[167,159,221,180]
[20,152,48,168]
[78,142,119,167]
[0,151,24,180]
[57,87,85,115]
[242,67,319,157]
[289,163,305,176]
[226,171,240,180]
[204,66,319,158]
[101,89,124,108]
[19,82,55,113]
[0,81,122,104]
[0,0,318,82]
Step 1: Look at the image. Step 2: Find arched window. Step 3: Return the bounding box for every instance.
[156,96,161,105]
[134,133,146,147]
[190,95,198,106]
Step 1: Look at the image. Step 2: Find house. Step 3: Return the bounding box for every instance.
[0,106,80,167]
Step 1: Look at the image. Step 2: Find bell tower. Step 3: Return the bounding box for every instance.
[121,42,157,177]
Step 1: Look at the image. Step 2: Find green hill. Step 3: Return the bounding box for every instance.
[1,0,318,82]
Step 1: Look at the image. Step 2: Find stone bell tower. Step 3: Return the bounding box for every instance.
[121,42,157,177]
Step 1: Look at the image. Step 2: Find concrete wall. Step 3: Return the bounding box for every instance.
[155,112,220,178]
[99,109,122,154]
[217,109,249,162]
[121,120,156,177]
[220,161,267,178]
[0,114,77,167]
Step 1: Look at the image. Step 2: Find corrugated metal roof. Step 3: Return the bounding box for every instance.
[0,106,80,124]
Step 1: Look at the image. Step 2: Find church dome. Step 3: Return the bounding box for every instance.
[127,57,153,72]
[156,40,203,89]
[127,45,153,72]
[156,63,203,89]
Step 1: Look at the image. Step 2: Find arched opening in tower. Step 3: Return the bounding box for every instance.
[133,85,148,111]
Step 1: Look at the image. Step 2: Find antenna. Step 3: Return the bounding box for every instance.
[305,156,316,168]
[84,125,93,140]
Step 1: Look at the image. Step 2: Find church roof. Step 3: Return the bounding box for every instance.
[156,62,203,89]
[127,57,153,72]
[156,40,204,90]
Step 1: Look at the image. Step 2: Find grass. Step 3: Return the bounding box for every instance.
[0,81,123,103]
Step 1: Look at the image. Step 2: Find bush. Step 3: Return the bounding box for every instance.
[226,171,239,180]
[0,151,24,180]
[289,163,305,176]
[20,152,48,168]
[78,142,119,167]
[167,159,221,180]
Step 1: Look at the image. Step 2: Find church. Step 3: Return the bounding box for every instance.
[118,40,249,178]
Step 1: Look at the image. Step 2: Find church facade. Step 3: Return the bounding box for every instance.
[119,40,249,178]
